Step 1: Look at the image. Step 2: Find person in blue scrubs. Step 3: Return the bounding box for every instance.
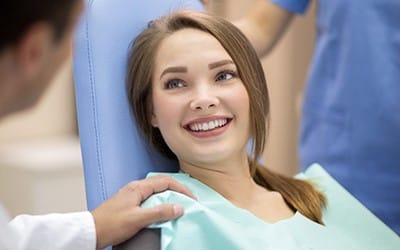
[202,0,400,233]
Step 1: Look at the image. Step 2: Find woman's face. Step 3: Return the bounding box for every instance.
[151,28,250,168]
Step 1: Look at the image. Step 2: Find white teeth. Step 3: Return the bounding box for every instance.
[189,119,228,132]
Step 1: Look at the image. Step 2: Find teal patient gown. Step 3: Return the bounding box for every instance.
[141,164,400,250]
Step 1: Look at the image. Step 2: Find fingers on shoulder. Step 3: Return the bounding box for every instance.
[148,175,195,199]
[139,175,190,198]
[120,175,195,202]
[120,175,175,199]
[140,204,184,225]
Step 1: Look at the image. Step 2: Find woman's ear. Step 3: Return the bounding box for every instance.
[151,114,158,127]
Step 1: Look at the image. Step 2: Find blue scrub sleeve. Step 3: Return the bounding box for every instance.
[270,0,310,15]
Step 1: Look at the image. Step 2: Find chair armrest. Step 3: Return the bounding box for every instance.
[113,228,161,250]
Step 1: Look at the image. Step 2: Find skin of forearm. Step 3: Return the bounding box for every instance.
[239,0,294,57]
[203,0,294,57]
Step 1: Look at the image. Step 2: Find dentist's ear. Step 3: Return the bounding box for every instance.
[151,114,158,127]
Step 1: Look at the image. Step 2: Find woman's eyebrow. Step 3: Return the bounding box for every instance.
[159,60,234,79]
[160,66,187,79]
[208,59,234,69]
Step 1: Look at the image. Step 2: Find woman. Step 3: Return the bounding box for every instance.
[125,10,397,250]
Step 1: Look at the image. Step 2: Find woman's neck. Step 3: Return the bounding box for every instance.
[180,156,262,206]
[180,156,296,223]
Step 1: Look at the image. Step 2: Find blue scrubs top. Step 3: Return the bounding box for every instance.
[270,0,400,233]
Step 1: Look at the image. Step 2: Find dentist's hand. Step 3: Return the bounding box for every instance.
[91,175,195,249]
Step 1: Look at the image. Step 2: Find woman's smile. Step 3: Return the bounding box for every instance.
[184,116,233,138]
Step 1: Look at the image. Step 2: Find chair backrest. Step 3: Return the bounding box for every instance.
[73,0,204,210]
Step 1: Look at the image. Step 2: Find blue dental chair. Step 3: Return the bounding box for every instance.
[73,0,203,211]
[73,1,203,248]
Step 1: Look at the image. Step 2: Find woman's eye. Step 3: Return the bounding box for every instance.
[216,71,236,81]
[165,79,185,89]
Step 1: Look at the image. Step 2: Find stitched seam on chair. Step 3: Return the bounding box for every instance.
[85,10,108,203]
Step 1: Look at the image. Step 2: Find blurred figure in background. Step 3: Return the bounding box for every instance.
[202,0,400,233]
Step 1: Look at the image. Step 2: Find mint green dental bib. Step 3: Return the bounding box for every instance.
[141,164,400,250]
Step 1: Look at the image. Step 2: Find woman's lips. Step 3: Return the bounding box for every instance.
[184,117,232,138]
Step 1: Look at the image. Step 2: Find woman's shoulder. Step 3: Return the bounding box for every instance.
[298,163,400,249]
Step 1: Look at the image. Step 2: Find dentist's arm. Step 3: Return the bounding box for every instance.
[202,0,294,57]
[5,175,194,250]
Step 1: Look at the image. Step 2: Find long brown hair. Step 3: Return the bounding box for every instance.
[127,10,326,224]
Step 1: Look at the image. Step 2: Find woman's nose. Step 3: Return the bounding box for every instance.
[189,86,220,111]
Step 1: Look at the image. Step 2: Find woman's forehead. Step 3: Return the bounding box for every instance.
[154,29,235,72]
